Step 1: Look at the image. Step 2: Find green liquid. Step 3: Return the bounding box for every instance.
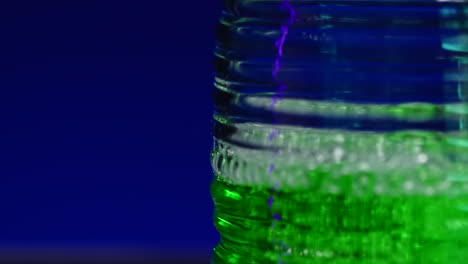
[212,175,468,264]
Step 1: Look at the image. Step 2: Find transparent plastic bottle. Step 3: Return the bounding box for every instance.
[211,1,468,263]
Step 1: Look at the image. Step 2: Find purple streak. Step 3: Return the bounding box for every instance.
[267,2,296,263]
[272,57,282,77]
[269,163,275,174]
[273,213,283,221]
[269,130,276,142]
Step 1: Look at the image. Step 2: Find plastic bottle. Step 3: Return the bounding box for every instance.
[212,1,468,263]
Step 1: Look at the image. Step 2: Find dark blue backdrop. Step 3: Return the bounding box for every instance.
[0,0,221,257]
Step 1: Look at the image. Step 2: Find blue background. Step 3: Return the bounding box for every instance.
[0,0,221,257]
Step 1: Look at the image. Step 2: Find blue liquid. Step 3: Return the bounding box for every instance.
[214,0,468,131]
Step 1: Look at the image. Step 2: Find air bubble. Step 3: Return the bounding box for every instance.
[333,147,344,162]
[404,180,414,191]
[417,153,429,164]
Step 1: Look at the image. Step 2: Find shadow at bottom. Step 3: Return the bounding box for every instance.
[0,247,210,264]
